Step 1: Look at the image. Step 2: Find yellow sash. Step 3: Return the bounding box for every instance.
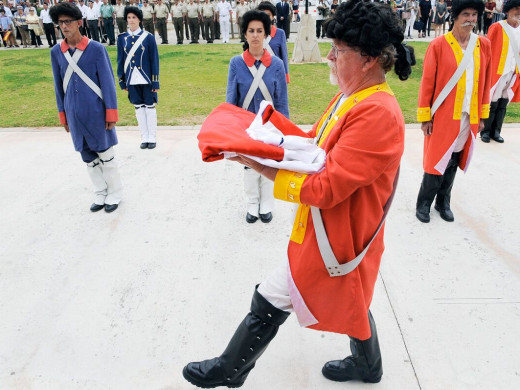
[290,82,394,244]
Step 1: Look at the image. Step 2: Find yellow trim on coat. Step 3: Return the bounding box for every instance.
[275,82,393,244]
[417,106,432,122]
[445,32,481,124]
[498,24,509,75]
[481,103,490,119]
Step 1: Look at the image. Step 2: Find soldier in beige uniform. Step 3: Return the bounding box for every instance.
[142,0,156,35]
[235,0,248,42]
[171,0,186,44]
[114,0,126,34]
[186,0,201,43]
[213,0,220,39]
[201,0,214,42]
[180,0,190,41]
[155,0,169,43]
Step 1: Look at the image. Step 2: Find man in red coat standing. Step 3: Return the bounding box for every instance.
[182,1,414,388]
[480,0,520,144]
[415,0,492,223]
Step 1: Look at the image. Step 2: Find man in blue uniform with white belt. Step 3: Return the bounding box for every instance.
[50,2,123,213]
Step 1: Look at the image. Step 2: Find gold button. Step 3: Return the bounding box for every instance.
[288,194,294,200]
[299,222,304,228]
[290,182,295,188]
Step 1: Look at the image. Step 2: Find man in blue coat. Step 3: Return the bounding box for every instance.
[50,2,123,213]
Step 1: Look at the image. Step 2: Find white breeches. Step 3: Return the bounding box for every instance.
[220,18,230,42]
[257,262,294,312]
[243,167,274,217]
[135,105,157,143]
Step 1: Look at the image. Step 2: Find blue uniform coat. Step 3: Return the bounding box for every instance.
[226,49,289,118]
[51,37,119,152]
[117,29,160,90]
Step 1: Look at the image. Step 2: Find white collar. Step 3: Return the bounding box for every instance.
[128,27,142,36]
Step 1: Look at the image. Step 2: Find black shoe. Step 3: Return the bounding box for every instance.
[246,213,258,223]
[162,41,168,44]
[492,135,504,143]
[322,311,383,383]
[207,40,213,43]
[259,212,272,223]
[183,288,290,388]
[481,133,490,143]
[140,142,149,149]
[147,143,156,149]
[90,203,104,212]
[105,204,118,213]
[434,203,454,222]
[416,201,430,223]
[177,41,183,45]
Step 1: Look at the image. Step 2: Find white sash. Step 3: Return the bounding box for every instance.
[62,47,103,100]
[241,53,273,110]
[310,168,400,277]
[124,31,149,73]
[431,33,478,117]
[63,48,84,93]
[500,20,520,74]
[263,35,275,57]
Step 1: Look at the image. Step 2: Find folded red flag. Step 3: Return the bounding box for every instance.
[198,102,311,162]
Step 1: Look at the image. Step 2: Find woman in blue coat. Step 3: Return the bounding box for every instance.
[225,10,289,224]
[117,6,160,149]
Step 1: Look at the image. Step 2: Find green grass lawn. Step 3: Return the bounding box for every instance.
[2,42,520,127]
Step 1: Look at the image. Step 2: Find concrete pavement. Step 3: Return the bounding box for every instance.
[0,125,519,390]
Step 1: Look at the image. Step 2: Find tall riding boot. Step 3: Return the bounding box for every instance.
[481,101,498,143]
[322,311,383,383]
[183,287,290,388]
[135,105,149,148]
[434,152,460,222]
[491,98,508,143]
[416,172,443,223]
[145,105,157,148]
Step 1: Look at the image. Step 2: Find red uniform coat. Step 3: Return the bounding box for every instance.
[417,32,492,175]
[487,21,520,102]
[273,84,404,339]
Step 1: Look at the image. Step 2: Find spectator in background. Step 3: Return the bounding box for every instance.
[276,0,290,39]
[404,0,418,39]
[433,0,446,37]
[0,8,18,47]
[418,0,432,37]
[100,0,115,45]
[13,5,30,47]
[26,7,43,47]
[493,0,504,23]
[483,1,495,35]
[316,0,329,39]
[40,2,57,47]
[292,0,299,22]
[114,0,126,34]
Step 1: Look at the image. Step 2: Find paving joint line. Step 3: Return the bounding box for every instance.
[379,271,422,389]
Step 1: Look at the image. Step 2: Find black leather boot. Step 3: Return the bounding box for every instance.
[183,288,290,388]
[416,172,442,223]
[481,101,497,143]
[434,152,460,222]
[491,98,508,143]
[322,311,383,383]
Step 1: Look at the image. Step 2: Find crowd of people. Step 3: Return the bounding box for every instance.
[0,0,333,48]
[398,0,507,39]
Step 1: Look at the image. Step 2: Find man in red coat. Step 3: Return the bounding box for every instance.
[415,0,491,223]
[182,1,414,388]
[480,0,520,144]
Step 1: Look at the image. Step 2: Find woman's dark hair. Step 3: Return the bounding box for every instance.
[125,6,143,23]
[257,1,276,17]
[325,0,415,80]
[241,10,271,52]
[49,2,83,24]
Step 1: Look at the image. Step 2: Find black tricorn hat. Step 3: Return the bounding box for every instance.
[451,0,485,19]
[504,0,520,14]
